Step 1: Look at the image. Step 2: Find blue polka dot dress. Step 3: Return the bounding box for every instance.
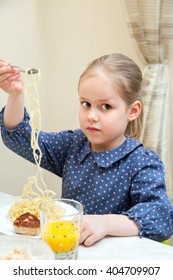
[1,108,173,241]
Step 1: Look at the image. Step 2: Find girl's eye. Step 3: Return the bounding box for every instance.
[81,101,91,108]
[102,104,111,110]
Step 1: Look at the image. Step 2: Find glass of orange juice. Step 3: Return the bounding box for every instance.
[40,199,83,260]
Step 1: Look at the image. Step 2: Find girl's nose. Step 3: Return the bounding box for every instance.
[88,109,99,122]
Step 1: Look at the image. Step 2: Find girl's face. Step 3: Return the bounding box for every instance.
[78,73,133,152]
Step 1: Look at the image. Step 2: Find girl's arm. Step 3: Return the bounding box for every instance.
[4,92,24,129]
[0,60,24,129]
[80,150,173,247]
[80,214,139,246]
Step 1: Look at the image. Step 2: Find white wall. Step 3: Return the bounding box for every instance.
[0,0,144,196]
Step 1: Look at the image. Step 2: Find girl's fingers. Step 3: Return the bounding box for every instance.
[0,73,21,86]
[79,226,92,244]
[0,70,16,86]
[0,59,7,65]
[0,59,12,66]
[82,233,98,247]
[0,74,22,94]
[80,228,99,246]
[0,66,18,75]
[0,60,22,94]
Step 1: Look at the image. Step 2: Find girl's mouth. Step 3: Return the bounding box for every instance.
[87,126,100,132]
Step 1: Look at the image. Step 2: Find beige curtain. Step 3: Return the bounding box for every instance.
[124,0,173,199]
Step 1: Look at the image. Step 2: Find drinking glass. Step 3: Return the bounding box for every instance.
[40,198,83,260]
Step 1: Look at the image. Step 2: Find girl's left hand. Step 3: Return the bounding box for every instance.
[79,215,108,246]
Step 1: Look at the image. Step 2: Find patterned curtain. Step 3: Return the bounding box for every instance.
[124,0,173,199]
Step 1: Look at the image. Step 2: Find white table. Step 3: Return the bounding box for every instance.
[1,192,173,260]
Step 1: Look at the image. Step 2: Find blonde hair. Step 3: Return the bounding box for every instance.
[78,53,143,140]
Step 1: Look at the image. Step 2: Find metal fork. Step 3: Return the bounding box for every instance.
[11,65,39,75]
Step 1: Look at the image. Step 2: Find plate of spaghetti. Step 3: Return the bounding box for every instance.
[0,198,78,237]
[0,193,58,238]
[0,202,41,238]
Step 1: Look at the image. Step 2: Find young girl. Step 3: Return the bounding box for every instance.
[0,54,173,246]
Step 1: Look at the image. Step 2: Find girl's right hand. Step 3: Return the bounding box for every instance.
[0,59,23,95]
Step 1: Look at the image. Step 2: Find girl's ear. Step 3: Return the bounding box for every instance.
[128,100,142,121]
